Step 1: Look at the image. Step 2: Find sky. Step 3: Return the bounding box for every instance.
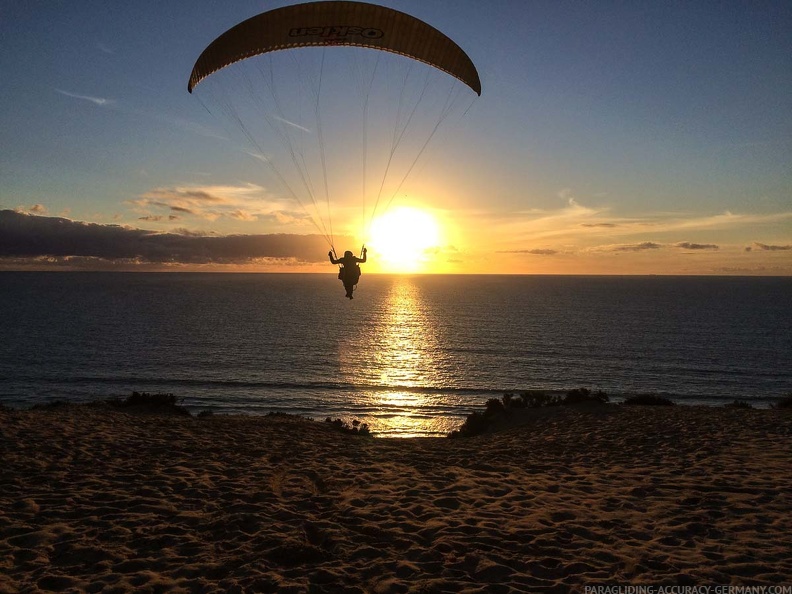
[2,0,790,275]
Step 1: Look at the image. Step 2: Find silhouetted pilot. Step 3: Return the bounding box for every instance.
[329,248,367,299]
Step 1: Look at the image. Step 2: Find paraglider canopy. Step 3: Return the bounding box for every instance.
[187,1,480,256]
[188,1,481,96]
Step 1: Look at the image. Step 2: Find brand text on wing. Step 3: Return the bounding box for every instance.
[289,26,384,40]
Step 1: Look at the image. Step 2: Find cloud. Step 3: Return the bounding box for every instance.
[141,187,230,204]
[18,204,48,215]
[746,242,791,252]
[138,215,180,222]
[131,183,316,227]
[498,249,558,255]
[494,198,607,238]
[271,115,312,133]
[55,89,115,107]
[131,184,269,222]
[674,242,719,250]
[667,211,792,232]
[271,210,308,225]
[0,210,332,266]
[494,196,792,245]
[228,210,258,221]
[607,242,662,252]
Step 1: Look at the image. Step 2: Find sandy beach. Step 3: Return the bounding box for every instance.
[1,403,790,593]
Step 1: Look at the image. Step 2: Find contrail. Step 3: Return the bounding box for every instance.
[272,115,311,133]
[55,89,114,106]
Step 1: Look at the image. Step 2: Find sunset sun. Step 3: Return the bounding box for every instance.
[369,206,441,273]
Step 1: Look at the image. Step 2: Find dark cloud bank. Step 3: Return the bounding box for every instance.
[0,210,332,267]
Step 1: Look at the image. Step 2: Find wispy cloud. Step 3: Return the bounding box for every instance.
[271,115,312,133]
[609,242,662,252]
[746,242,791,252]
[666,211,792,232]
[55,88,114,107]
[489,196,792,245]
[497,248,559,255]
[128,183,311,226]
[674,242,719,250]
[139,215,180,222]
[581,242,663,253]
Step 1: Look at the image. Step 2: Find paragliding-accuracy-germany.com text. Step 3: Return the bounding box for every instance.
[584,586,792,594]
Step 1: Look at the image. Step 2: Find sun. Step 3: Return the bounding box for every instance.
[369,206,441,273]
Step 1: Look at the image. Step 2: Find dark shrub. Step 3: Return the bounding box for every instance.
[450,395,514,438]
[451,391,547,438]
[107,392,190,415]
[324,417,371,436]
[725,400,753,409]
[124,391,179,407]
[519,390,563,408]
[564,388,609,405]
[449,411,489,438]
[622,394,675,406]
[31,400,71,410]
[770,393,792,409]
[450,387,609,438]
[485,398,505,416]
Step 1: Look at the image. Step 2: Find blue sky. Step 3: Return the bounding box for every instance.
[2,1,790,274]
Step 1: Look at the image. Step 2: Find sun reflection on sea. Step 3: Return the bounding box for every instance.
[336,277,452,436]
[372,280,434,388]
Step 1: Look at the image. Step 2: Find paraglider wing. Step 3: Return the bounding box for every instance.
[188,1,481,95]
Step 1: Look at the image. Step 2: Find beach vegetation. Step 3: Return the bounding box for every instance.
[622,394,675,406]
[725,400,753,409]
[564,387,609,405]
[770,392,792,409]
[325,417,371,436]
[106,391,190,415]
[31,399,71,410]
[509,390,563,408]
[449,398,508,438]
[449,388,610,437]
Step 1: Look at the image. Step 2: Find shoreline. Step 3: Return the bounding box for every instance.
[2,404,791,591]
[4,389,788,437]
[2,388,788,439]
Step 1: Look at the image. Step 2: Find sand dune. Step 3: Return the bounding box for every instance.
[1,404,790,592]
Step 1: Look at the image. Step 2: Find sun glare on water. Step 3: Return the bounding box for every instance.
[369,206,441,273]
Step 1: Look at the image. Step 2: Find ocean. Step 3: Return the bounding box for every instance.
[1,272,790,436]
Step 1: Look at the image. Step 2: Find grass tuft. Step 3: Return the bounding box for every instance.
[324,417,371,436]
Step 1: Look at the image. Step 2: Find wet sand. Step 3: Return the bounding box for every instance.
[1,404,790,592]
